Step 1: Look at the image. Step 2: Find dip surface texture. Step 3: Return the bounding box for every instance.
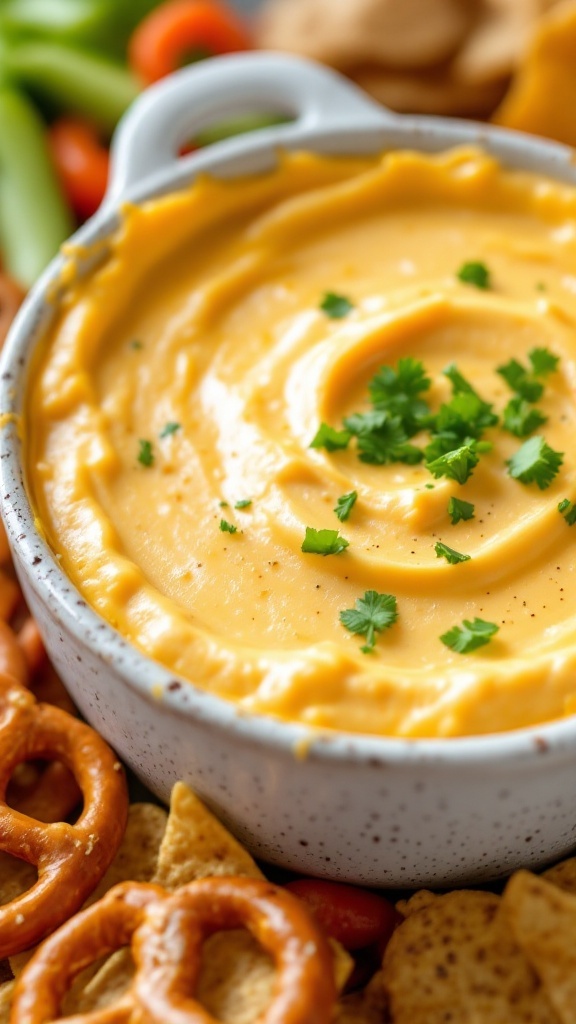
[26,149,576,738]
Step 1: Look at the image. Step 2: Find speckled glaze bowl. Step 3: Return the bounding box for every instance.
[2,53,576,887]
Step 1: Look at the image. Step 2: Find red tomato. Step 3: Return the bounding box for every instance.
[284,878,399,952]
[48,119,109,222]
[129,0,252,85]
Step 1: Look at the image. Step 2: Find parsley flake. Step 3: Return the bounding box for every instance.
[497,358,543,402]
[301,527,349,556]
[159,421,181,438]
[456,261,490,289]
[529,347,559,377]
[320,292,354,319]
[310,422,351,452]
[502,397,547,438]
[344,410,423,465]
[340,590,398,653]
[507,436,563,489]
[368,357,432,435]
[130,339,143,350]
[558,498,576,526]
[234,499,252,510]
[426,443,480,485]
[219,519,238,534]
[435,541,471,565]
[137,439,154,467]
[447,496,475,524]
[440,617,499,654]
[334,490,357,522]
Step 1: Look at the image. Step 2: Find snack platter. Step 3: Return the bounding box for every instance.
[2,50,576,1023]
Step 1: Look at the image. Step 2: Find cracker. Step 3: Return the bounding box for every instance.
[382,889,558,1022]
[502,870,576,1024]
[257,0,473,71]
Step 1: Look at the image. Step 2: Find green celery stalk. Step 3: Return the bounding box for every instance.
[3,42,139,131]
[0,0,164,60]
[0,86,73,287]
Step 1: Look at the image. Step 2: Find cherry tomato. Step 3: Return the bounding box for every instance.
[48,118,109,222]
[129,0,251,86]
[284,878,399,952]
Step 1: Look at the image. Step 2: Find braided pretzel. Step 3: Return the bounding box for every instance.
[11,877,337,1024]
[0,681,128,957]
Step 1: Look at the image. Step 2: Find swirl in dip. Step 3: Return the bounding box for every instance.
[25,148,576,738]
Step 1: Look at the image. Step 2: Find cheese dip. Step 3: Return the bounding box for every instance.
[25,148,576,738]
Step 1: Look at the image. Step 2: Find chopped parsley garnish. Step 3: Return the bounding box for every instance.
[234,499,252,510]
[528,347,559,377]
[320,292,354,319]
[219,519,238,534]
[440,617,499,654]
[442,363,477,396]
[219,501,229,508]
[426,442,480,485]
[340,590,398,654]
[456,261,490,289]
[137,439,154,467]
[558,498,576,525]
[301,527,349,555]
[310,422,351,452]
[502,397,547,438]
[447,496,475,524]
[130,339,143,350]
[334,490,357,522]
[506,436,563,489]
[344,410,423,465]
[497,350,558,403]
[368,357,432,435]
[497,358,544,402]
[435,541,471,564]
[159,421,181,438]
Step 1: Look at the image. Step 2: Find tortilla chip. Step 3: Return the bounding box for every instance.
[542,855,576,896]
[335,971,388,1024]
[0,982,14,1024]
[70,784,351,1021]
[382,889,558,1023]
[0,855,36,909]
[395,888,437,918]
[152,782,264,888]
[9,802,168,981]
[502,871,576,1024]
[493,0,576,147]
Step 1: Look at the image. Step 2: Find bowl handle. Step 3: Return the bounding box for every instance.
[106,52,394,202]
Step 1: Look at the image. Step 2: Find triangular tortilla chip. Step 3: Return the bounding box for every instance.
[70,783,351,1022]
[152,783,264,887]
[382,889,559,1023]
[502,870,576,1024]
[542,855,576,895]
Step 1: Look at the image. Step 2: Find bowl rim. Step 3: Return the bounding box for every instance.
[3,54,576,768]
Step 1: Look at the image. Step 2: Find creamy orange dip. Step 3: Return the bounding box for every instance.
[25,148,576,738]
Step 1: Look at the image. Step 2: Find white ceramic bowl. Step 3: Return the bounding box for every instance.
[2,53,576,888]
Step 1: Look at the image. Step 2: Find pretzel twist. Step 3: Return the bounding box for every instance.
[0,680,128,957]
[11,877,337,1024]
